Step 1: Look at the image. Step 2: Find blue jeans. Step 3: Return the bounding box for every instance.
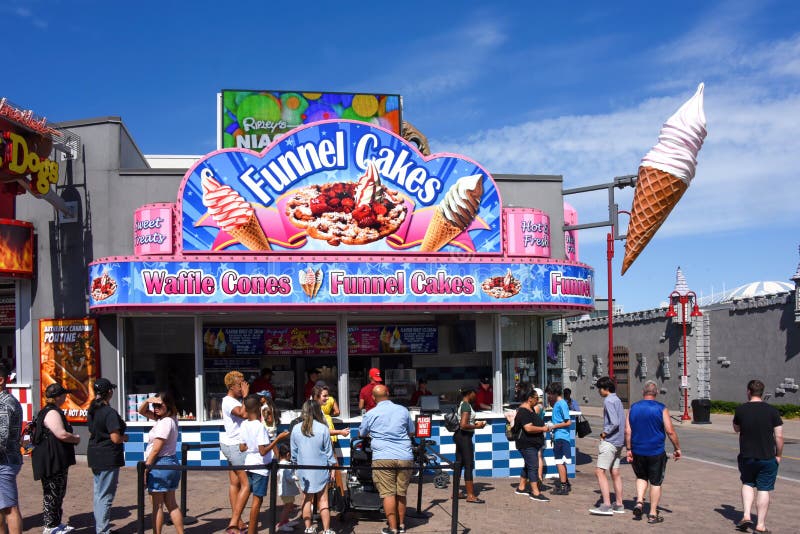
[518,447,541,483]
[93,469,120,534]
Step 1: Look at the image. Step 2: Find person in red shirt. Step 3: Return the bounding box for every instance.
[473,377,493,411]
[359,368,386,413]
[303,368,320,401]
[409,378,432,406]
[250,368,276,400]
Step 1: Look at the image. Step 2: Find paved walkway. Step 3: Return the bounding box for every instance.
[16,443,800,534]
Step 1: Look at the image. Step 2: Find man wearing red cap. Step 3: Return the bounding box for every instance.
[359,368,389,413]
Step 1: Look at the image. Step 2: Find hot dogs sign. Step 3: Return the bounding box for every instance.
[180,120,502,254]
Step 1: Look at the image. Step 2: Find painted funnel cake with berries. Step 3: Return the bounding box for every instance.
[481,269,521,299]
[285,160,407,246]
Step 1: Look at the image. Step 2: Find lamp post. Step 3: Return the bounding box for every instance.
[665,290,703,421]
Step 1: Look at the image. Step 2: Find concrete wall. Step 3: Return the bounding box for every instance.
[566,310,686,411]
[567,292,800,411]
[708,294,800,403]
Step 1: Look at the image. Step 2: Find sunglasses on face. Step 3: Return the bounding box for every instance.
[151,403,164,409]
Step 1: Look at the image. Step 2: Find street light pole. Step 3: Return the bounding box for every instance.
[666,290,702,421]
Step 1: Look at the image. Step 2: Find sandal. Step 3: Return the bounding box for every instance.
[647,514,664,524]
[466,497,485,504]
[632,502,644,520]
[225,528,240,534]
[735,519,754,532]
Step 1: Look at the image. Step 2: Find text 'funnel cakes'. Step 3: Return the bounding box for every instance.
[622,83,707,275]
[201,172,270,251]
[420,173,483,252]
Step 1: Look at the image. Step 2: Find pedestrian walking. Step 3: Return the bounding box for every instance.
[732,379,783,534]
[220,370,250,534]
[31,383,80,534]
[625,380,681,524]
[238,395,288,534]
[589,376,625,516]
[512,387,549,502]
[545,383,572,495]
[564,388,580,412]
[87,378,128,534]
[0,361,23,534]
[139,391,183,534]
[290,400,336,534]
[453,387,487,503]
[359,384,415,534]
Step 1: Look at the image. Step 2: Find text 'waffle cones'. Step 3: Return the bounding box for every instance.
[622,166,688,274]
[229,213,270,251]
[420,209,465,252]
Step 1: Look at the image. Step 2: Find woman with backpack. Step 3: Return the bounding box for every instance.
[513,388,550,502]
[87,378,128,534]
[453,388,487,503]
[31,383,80,534]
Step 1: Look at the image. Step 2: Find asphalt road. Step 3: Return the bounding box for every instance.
[582,413,800,482]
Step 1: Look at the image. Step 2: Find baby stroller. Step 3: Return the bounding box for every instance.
[414,439,450,489]
[346,437,383,512]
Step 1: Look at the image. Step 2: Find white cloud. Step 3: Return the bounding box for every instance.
[433,31,800,243]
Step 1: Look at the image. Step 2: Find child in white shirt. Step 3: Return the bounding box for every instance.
[238,396,288,534]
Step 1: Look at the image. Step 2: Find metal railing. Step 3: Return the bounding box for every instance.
[137,439,462,534]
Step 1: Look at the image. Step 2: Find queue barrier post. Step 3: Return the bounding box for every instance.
[136,461,146,534]
[450,466,461,534]
[267,460,279,534]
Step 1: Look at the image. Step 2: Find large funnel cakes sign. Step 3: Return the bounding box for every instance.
[181,120,501,254]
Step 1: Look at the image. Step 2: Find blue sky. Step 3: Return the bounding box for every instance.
[4,0,800,311]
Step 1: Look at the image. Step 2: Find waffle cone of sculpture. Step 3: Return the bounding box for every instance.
[621,166,688,274]
[420,208,465,252]
[229,213,271,251]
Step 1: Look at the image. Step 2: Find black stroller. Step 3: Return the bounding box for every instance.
[345,437,450,514]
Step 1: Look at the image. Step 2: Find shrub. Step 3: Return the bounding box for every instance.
[710,400,800,418]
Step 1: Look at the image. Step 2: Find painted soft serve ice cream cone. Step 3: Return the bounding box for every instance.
[202,174,270,251]
[420,174,483,252]
[622,83,707,275]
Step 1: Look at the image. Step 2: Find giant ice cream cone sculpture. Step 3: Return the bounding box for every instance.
[622,83,707,275]
[202,173,271,251]
[420,174,483,252]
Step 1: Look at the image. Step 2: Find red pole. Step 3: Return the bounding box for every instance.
[681,296,690,421]
[607,232,614,380]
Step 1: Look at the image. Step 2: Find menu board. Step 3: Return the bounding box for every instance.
[0,296,14,327]
[203,325,438,355]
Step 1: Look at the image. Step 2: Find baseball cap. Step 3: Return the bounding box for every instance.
[255,390,272,398]
[93,378,117,394]
[479,377,491,385]
[45,383,71,398]
[533,387,544,400]
[369,368,382,382]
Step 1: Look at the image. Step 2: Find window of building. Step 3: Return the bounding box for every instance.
[501,315,540,407]
[123,317,196,421]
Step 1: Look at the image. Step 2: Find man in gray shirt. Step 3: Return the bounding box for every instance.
[590,376,626,516]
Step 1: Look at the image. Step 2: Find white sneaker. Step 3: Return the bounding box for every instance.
[304,527,316,534]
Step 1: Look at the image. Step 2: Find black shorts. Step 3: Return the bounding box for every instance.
[631,452,668,486]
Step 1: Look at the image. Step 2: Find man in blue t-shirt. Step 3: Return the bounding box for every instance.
[625,380,681,524]
[545,383,572,495]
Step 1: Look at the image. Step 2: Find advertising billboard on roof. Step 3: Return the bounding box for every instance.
[220,90,402,150]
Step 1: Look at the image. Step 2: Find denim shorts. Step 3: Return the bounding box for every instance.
[0,463,22,509]
[220,443,246,467]
[248,472,269,498]
[553,439,572,465]
[147,455,181,493]
[739,456,779,491]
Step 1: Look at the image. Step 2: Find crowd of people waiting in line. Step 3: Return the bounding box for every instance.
[0,359,785,534]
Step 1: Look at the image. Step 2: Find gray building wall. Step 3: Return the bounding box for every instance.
[707,294,800,403]
[566,291,800,412]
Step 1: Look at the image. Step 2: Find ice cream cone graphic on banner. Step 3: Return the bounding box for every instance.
[622,83,707,275]
[201,172,271,251]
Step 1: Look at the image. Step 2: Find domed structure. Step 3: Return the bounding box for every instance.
[722,281,794,301]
